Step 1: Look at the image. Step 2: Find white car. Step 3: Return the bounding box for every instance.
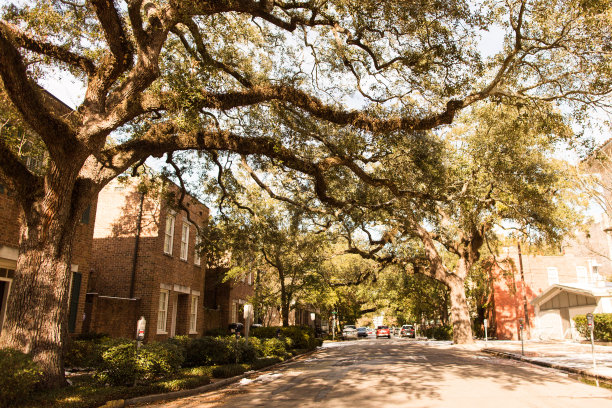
[342,324,358,339]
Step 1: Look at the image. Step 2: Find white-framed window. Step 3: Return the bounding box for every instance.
[190,295,199,333]
[247,271,252,285]
[157,290,169,333]
[547,267,559,285]
[231,301,237,323]
[576,266,588,284]
[180,222,190,261]
[194,234,201,266]
[164,214,175,255]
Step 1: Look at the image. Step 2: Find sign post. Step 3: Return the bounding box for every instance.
[134,316,146,387]
[518,318,524,356]
[244,304,253,341]
[483,318,488,346]
[332,311,337,341]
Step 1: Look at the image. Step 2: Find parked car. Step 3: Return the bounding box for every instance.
[357,327,368,338]
[343,324,358,339]
[366,327,374,335]
[400,324,415,338]
[376,325,391,338]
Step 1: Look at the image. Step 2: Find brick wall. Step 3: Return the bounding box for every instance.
[491,245,607,340]
[83,294,141,338]
[91,178,209,342]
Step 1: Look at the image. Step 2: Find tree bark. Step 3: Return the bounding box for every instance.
[448,261,474,345]
[0,163,93,388]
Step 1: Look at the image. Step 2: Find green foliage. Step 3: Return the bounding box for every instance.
[259,338,290,359]
[204,328,228,337]
[0,349,42,408]
[95,341,184,386]
[250,357,283,370]
[137,342,184,382]
[250,326,317,350]
[211,364,248,379]
[573,314,612,342]
[64,337,132,370]
[95,343,138,386]
[423,325,453,340]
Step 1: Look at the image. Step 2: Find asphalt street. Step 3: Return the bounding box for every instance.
[140,337,612,408]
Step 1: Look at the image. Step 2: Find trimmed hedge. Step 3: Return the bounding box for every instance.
[0,349,42,408]
[211,364,248,378]
[95,341,184,386]
[574,313,612,342]
[423,325,453,340]
[251,326,318,350]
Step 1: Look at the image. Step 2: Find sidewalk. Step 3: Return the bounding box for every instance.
[479,339,612,383]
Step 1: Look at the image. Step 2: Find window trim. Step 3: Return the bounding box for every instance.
[157,289,169,334]
[189,295,199,334]
[194,234,201,266]
[164,213,175,255]
[547,267,559,285]
[180,222,190,261]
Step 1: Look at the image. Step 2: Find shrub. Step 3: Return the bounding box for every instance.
[259,338,289,359]
[64,339,104,369]
[178,337,223,367]
[574,313,612,342]
[211,364,248,378]
[95,342,138,386]
[250,326,319,349]
[250,357,283,370]
[0,349,42,408]
[73,332,109,341]
[205,328,228,337]
[138,342,184,381]
[424,325,453,340]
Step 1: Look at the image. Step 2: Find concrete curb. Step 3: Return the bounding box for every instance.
[482,348,612,385]
[101,348,321,407]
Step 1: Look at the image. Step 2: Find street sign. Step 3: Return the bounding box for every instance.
[136,316,146,341]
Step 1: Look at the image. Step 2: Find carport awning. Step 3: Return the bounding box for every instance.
[531,284,610,309]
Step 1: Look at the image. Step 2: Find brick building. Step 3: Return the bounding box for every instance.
[489,242,610,340]
[203,266,255,332]
[0,183,97,336]
[86,177,209,341]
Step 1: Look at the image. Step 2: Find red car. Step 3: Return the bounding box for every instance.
[376,325,391,338]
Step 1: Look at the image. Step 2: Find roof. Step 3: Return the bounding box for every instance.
[531,283,612,306]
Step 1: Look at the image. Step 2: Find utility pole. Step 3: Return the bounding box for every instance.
[517,242,530,330]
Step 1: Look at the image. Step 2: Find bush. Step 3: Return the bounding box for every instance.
[178,337,224,367]
[251,326,317,350]
[574,313,612,342]
[64,339,104,369]
[211,364,248,378]
[0,349,42,408]
[138,342,184,381]
[424,325,453,340]
[204,328,228,337]
[95,342,138,386]
[259,338,289,359]
[65,337,134,370]
[250,357,283,370]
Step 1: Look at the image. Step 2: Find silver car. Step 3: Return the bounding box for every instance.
[342,324,358,339]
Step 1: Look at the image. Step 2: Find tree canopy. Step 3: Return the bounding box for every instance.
[0,0,610,387]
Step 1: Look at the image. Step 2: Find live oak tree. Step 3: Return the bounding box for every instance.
[0,0,610,386]
[339,103,582,343]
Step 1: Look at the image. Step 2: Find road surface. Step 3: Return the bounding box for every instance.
[140,337,612,407]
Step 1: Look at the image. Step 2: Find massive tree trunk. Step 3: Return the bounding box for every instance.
[447,274,473,344]
[0,165,94,388]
